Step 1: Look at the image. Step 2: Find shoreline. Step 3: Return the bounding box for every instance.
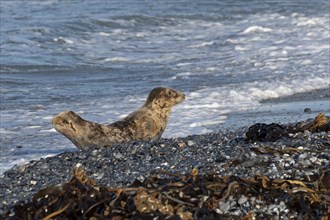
[220,87,330,131]
[0,88,329,218]
[260,87,330,104]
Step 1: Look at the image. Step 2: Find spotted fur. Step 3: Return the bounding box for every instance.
[52,87,185,149]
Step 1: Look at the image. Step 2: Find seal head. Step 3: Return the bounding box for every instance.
[145,87,185,109]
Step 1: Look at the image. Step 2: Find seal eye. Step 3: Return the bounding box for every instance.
[166,90,173,96]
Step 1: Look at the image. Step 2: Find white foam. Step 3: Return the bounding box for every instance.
[205,67,219,72]
[53,37,74,44]
[163,74,329,138]
[103,57,130,62]
[183,102,222,109]
[176,72,193,77]
[0,158,27,176]
[172,72,193,79]
[0,128,16,134]
[190,116,227,128]
[176,62,193,67]
[40,128,57,133]
[25,125,41,129]
[42,116,53,120]
[300,60,313,65]
[235,45,250,51]
[98,32,111,36]
[296,18,319,27]
[188,41,215,48]
[242,26,273,34]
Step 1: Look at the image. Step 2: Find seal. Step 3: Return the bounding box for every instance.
[52,87,185,149]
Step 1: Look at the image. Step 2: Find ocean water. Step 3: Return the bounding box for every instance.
[0,1,329,174]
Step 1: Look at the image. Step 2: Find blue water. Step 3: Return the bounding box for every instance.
[1,0,329,174]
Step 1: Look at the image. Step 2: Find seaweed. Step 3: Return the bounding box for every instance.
[4,163,329,220]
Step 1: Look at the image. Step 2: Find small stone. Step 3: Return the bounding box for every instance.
[18,165,26,173]
[92,172,104,180]
[238,195,248,205]
[304,160,312,166]
[230,200,237,207]
[131,149,137,155]
[284,163,290,168]
[284,157,293,163]
[113,152,123,160]
[279,201,286,210]
[241,160,255,168]
[310,157,317,163]
[187,140,195,146]
[161,162,169,166]
[283,154,290,158]
[299,153,308,159]
[30,180,37,185]
[178,142,186,148]
[218,201,230,213]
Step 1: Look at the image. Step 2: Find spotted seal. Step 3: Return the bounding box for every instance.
[52,87,185,149]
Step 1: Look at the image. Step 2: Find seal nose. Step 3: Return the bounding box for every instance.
[51,116,57,125]
[179,91,185,100]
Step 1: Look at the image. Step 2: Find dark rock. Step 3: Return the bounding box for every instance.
[245,123,287,142]
[304,108,312,113]
[246,113,330,142]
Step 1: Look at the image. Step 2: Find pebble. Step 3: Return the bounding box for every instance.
[30,180,37,185]
[238,195,248,205]
[298,153,308,159]
[218,201,230,213]
[187,140,195,146]
[18,165,26,173]
[309,156,317,163]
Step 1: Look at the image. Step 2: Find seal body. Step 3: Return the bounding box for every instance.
[52,87,185,149]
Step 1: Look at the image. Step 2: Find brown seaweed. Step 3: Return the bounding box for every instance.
[3,163,329,220]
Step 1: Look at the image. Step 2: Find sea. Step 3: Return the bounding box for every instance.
[0,0,329,174]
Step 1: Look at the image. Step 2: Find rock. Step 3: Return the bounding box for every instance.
[298,153,308,159]
[218,201,230,213]
[245,123,287,142]
[238,195,248,205]
[30,180,37,185]
[187,140,195,146]
[113,152,124,160]
[304,108,312,113]
[245,113,330,142]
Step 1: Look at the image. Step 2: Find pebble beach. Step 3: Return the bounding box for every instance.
[1,89,329,219]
